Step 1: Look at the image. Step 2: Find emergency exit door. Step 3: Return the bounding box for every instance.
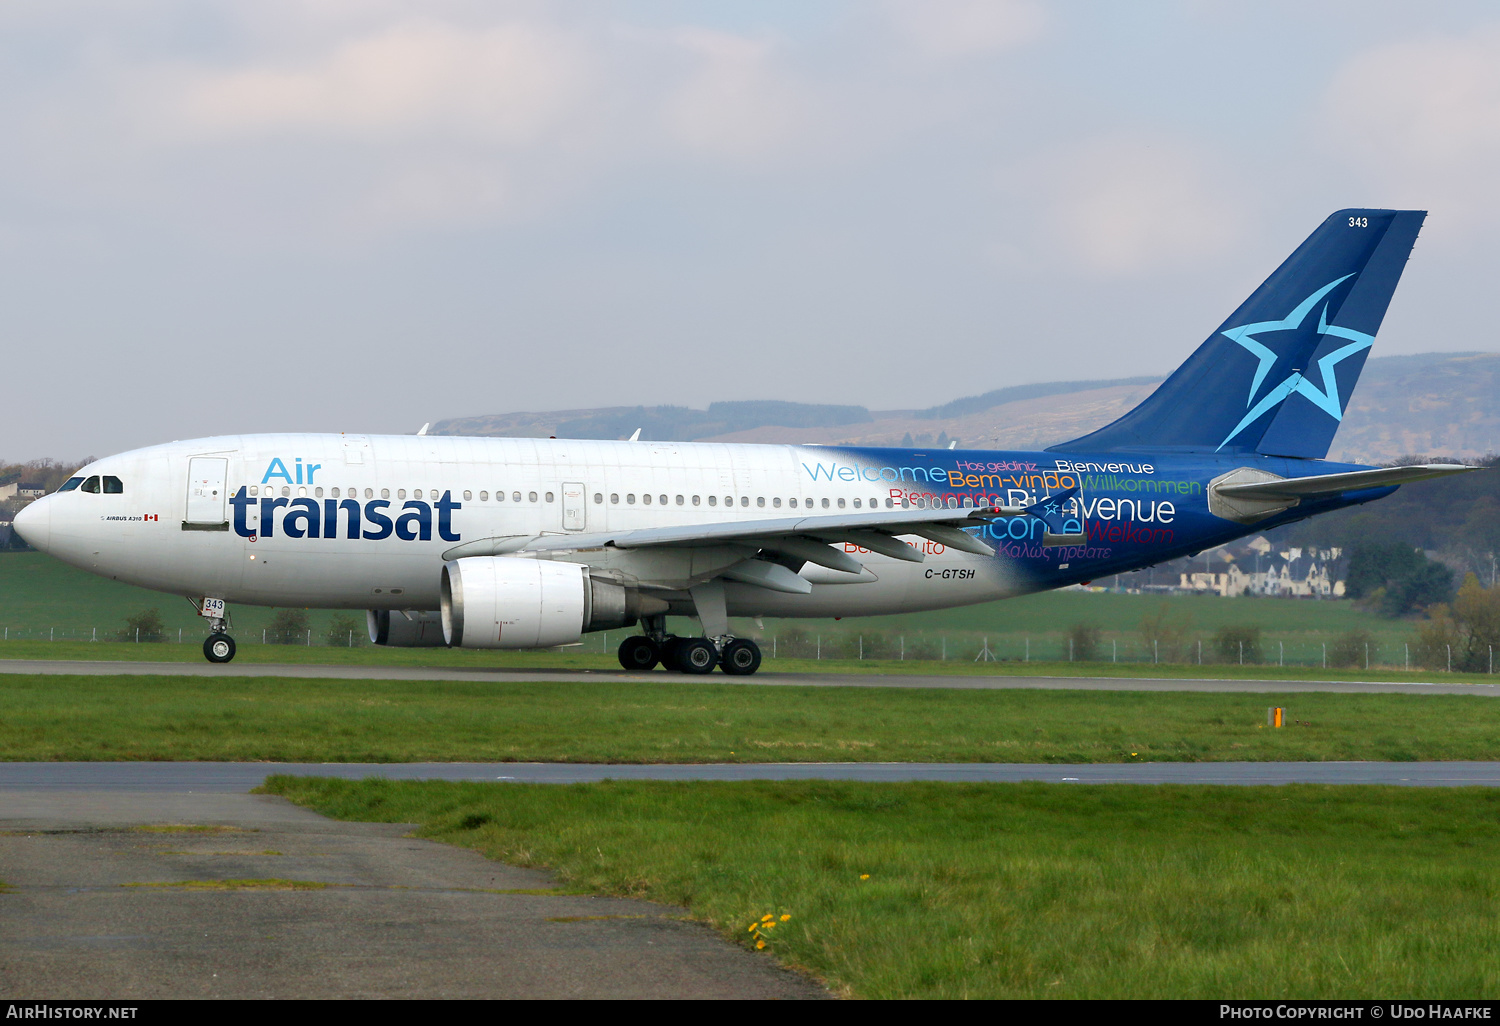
[185,457,229,524]
[561,481,587,532]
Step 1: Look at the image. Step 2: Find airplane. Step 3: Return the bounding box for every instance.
[12,208,1477,674]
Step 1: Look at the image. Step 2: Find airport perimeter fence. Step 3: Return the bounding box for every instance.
[735,630,1496,673]
[0,625,368,647]
[2,624,1494,673]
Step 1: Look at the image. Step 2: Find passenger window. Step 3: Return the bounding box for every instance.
[81,476,101,493]
[314,487,324,498]
[479,491,488,501]
[610,493,619,504]
[853,498,861,508]
[837,498,845,508]
[496,490,505,501]
[659,494,667,505]
[627,493,636,504]
[512,492,521,502]
[708,495,716,506]
[643,494,652,505]
[397,489,407,500]
[331,487,339,498]
[594,493,603,504]
[103,476,123,494]
[366,489,375,499]
[529,491,539,503]
[757,497,765,508]
[788,498,797,509]
[59,477,83,492]
[773,498,781,508]
[463,490,472,501]
[675,495,684,506]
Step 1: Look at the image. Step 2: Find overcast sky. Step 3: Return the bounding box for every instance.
[4,0,1500,459]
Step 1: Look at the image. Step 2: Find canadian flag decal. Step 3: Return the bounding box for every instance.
[144,513,159,522]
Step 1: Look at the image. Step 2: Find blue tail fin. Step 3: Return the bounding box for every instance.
[1049,208,1426,458]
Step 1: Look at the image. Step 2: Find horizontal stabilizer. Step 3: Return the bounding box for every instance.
[1215,463,1476,502]
[1021,484,1081,533]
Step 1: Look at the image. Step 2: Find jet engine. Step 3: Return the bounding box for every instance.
[367,609,447,647]
[440,556,667,649]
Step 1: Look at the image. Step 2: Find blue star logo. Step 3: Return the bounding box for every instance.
[1217,274,1375,451]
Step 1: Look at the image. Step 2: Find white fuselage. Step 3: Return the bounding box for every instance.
[19,434,1025,621]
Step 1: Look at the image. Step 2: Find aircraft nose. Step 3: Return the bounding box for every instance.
[12,496,51,552]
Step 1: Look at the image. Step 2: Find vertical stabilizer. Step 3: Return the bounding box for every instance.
[1049,209,1425,457]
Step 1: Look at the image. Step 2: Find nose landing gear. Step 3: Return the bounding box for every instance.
[201,608,236,663]
[204,633,236,663]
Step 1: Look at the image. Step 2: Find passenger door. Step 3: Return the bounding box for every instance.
[561,481,587,532]
[185,457,229,525]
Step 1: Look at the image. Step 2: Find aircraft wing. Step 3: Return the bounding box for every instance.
[441,504,1005,566]
[1214,463,1476,501]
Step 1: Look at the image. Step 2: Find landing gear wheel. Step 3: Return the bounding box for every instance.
[204,633,236,664]
[659,637,685,672]
[678,637,719,675]
[617,635,660,671]
[720,638,762,676]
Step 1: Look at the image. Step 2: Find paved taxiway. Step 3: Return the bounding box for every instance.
[0,789,826,999]
[7,762,1497,998]
[2,658,1494,695]
[6,761,1500,789]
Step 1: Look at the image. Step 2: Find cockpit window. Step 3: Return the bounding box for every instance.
[58,477,83,492]
[103,476,123,494]
[81,476,100,494]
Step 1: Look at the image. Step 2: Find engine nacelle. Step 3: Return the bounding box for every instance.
[440,556,667,649]
[367,609,447,647]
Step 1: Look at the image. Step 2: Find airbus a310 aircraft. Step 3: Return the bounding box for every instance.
[13,209,1476,674]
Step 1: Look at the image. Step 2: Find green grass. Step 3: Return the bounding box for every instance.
[264,777,1500,998]
[3,674,1498,762]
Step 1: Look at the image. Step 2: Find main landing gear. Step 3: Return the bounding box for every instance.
[616,630,763,676]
